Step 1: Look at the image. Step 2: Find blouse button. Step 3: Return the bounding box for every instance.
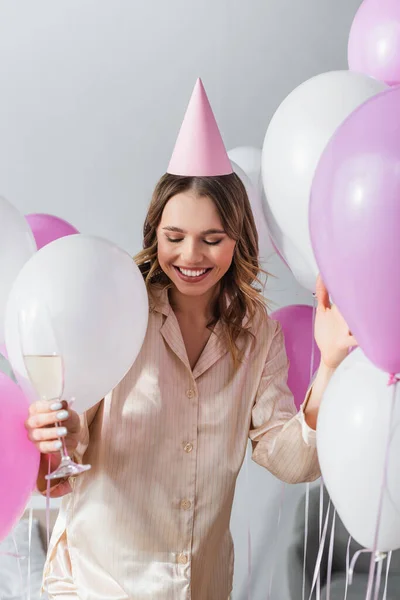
[186,389,195,399]
[183,442,193,453]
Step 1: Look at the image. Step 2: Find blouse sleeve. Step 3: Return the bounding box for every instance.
[249,321,320,484]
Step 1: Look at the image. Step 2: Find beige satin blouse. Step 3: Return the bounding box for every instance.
[42,288,320,600]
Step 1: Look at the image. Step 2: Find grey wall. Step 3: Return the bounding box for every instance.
[0,0,362,597]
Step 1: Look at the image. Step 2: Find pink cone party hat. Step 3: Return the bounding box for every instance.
[167,78,233,177]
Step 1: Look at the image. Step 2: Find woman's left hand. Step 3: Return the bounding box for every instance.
[314,276,358,370]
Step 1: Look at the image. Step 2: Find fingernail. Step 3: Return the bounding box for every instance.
[56,410,69,421]
[56,427,68,437]
[53,440,62,450]
[50,402,63,411]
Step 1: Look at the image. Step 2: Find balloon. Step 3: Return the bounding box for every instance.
[310,86,400,375]
[270,305,320,410]
[262,70,387,292]
[317,349,400,551]
[0,197,36,345]
[230,160,274,263]
[26,213,79,250]
[0,372,40,541]
[264,193,316,290]
[348,0,400,86]
[270,239,289,269]
[228,146,263,191]
[229,147,275,263]
[5,235,149,413]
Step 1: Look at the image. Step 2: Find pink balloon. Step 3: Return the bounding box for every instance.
[310,87,400,374]
[25,213,79,250]
[348,0,400,86]
[270,305,320,410]
[0,373,40,540]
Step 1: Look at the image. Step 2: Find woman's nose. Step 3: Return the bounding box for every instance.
[181,239,203,264]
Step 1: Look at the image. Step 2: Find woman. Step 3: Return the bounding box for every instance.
[25,80,355,600]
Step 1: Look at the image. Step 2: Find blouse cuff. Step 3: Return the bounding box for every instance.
[296,387,317,447]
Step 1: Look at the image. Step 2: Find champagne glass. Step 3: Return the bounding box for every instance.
[18,303,91,480]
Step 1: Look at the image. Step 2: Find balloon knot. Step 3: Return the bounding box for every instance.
[375,551,386,563]
[388,374,400,386]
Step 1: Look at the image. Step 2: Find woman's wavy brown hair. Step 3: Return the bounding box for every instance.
[134,172,268,366]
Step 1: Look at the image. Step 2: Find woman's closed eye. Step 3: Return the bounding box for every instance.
[166,236,222,246]
[204,239,222,246]
[166,237,184,243]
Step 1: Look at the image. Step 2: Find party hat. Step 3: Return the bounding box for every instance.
[167,78,233,177]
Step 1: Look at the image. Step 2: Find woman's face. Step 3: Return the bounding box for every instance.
[157,192,236,297]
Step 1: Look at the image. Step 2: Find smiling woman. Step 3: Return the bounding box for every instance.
[159,198,233,288]
[28,78,354,600]
[135,172,264,366]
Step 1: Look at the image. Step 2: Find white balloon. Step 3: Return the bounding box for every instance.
[230,160,274,264]
[262,197,316,290]
[5,235,148,413]
[317,348,400,551]
[228,146,262,191]
[262,70,387,292]
[0,197,36,344]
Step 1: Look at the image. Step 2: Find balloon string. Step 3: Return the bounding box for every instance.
[344,535,352,600]
[302,483,310,600]
[11,531,24,596]
[325,510,336,600]
[27,507,33,600]
[309,295,317,383]
[349,548,372,584]
[349,551,387,593]
[383,551,392,600]
[373,556,383,600]
[46,456,51,550]
[0,551,26,559]
[365,380,398,600]
[245,444,252,600]
[267,482,285,600]
[308,501,331,600]
[316,479,324,600]
[317,328,323,562]
[46,455,51,598]
[302,294,317,600]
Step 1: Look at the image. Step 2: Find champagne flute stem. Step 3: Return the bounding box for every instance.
[55,421,70,460]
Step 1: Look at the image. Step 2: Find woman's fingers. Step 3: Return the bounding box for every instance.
[316,275,330,311]
[25,399,81,455]
[346,335,358,348]
[28,425,68,442]
[35,440,65,454]
[26,408,70,430]
[29,399,66,415]
[28,426,78,454]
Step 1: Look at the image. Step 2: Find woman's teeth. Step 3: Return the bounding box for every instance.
[178,267,207,277]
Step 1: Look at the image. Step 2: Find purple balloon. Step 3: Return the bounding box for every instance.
[25,213,79,250]
[270,305,320,410]
[0,373,40,541]
[348,0,400,86]
[310,86,400,374]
